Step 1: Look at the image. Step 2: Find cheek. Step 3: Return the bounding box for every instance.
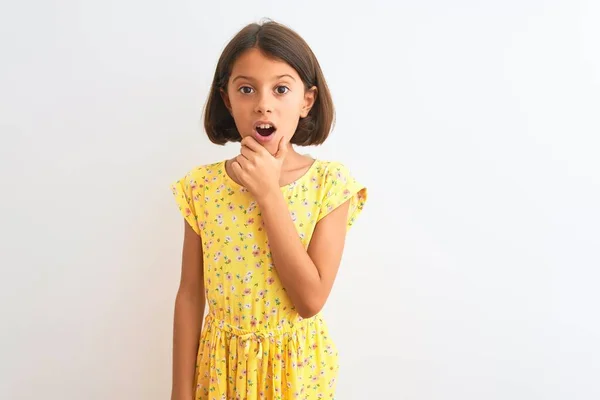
[279,98,304,120]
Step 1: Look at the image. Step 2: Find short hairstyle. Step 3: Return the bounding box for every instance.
[204,20,335,146]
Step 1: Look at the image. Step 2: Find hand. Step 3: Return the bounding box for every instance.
[231,136,288,201]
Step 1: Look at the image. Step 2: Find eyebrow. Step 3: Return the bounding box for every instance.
[232,74,297,83]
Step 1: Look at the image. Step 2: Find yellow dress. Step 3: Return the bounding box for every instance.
[171,159,367,400]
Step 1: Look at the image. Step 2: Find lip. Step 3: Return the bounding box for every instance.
[253,120,277,130]
[253,120,277,143]
[253,128,276,143]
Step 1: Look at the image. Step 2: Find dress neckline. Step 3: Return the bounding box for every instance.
[221,158,319,190]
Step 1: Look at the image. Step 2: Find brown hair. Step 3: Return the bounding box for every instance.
[204,20,335,146]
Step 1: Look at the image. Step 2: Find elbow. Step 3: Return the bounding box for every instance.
[296,299,324,319]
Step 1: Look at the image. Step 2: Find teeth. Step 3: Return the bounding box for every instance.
[257,124,272,129]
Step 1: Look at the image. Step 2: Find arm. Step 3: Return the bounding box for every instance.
[258,191,350,318]
[171,221,205,400]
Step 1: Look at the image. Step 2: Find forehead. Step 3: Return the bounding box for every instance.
[230,48,300,82]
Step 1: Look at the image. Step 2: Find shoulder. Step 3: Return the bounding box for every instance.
[175,160,227,187]
[313,159,357,185]
[311,159,367,226]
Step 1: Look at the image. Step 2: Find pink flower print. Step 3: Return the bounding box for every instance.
[225,236,232,244]
[252,246,260,257]
[243,288,252,296]
[250,316,257,328]
[247,217,255,225]
[290,211,297,222]
[232,215,237,223]
[265,301,271,307]
[247,232,254,239]
[199,221,206,230]
[258,290,265,299]
[190,179,197,190]
[343,188,351,197]
[204,209,209,218]
[184,208,191,216]
[234,315,240,324]
[228,203,235,211]
[230,285,236,292]
[217,284,223,294]
[243,271,253,283]
[236,255,243,262]
[267,277,275,285]
[215,214,223,225]
[226,272,232,281]
[234,246,240,252]
[213,251,221,262]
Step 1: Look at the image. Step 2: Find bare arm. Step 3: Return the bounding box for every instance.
[258,191,350,318]
[171,221,205,400]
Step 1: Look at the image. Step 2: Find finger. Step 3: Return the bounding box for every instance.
[275,136,289,160]
[240,145,256,161]
[235,154,251,170]
[242,136,267,154]
[231,160,245,178]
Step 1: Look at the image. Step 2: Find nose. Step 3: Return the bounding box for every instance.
[254,92,273,114]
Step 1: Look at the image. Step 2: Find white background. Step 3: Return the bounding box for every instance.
[1,1,599,399]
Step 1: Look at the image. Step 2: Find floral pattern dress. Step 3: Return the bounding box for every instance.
[171,159,367,400]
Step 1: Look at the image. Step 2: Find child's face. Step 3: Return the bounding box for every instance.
[221,48,317,154]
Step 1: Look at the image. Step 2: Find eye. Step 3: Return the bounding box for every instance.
[275,86,290,95]
[239,86,254,94]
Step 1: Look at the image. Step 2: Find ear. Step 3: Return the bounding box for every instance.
[220,88,232,113]
[301,86,318,118]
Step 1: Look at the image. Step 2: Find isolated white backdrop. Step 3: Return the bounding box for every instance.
[1,1,599,399]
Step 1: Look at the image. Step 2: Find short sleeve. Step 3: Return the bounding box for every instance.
[317,162,367,229]
[170,172,201,236]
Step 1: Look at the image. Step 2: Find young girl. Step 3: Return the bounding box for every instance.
[170,20,367,400]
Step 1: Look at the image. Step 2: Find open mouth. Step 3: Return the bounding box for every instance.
[255,123,277,137]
